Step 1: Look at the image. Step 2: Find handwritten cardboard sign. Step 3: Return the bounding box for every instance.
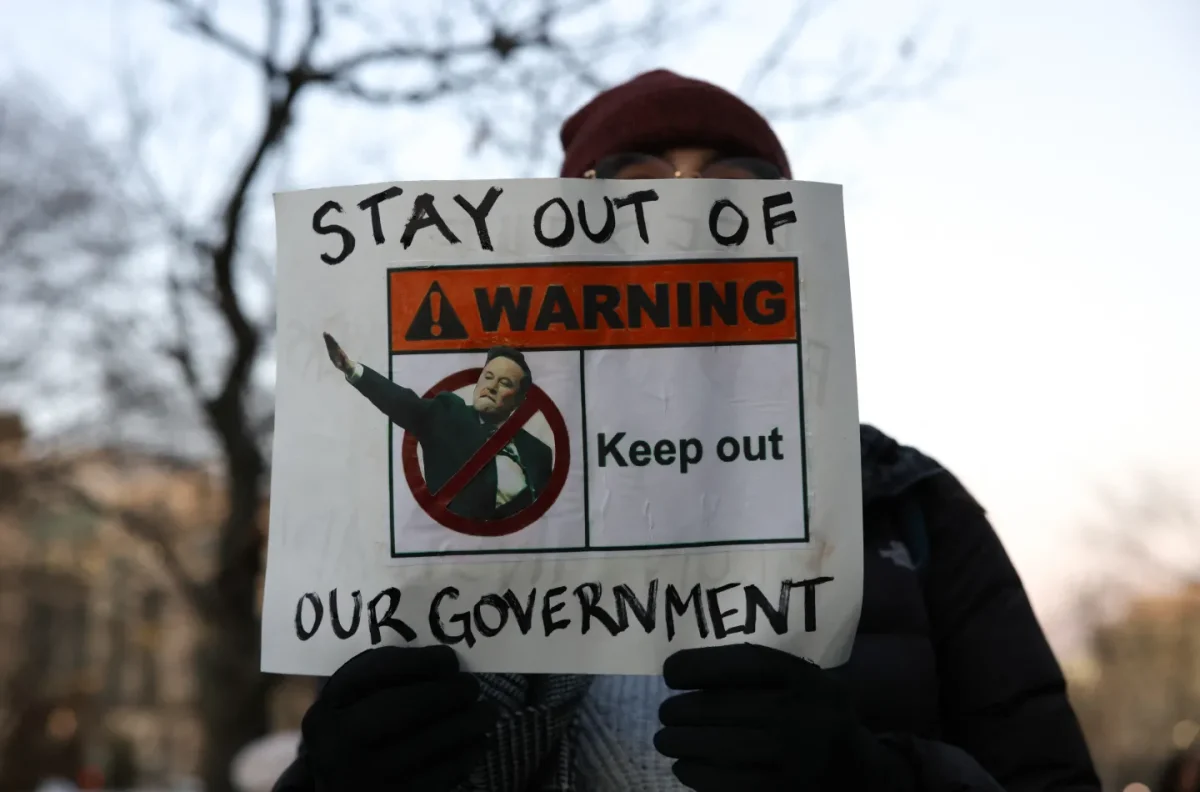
[262,178,863,675]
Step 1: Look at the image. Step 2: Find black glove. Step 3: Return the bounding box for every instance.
[654,643,915,792]
[301,645,497,791]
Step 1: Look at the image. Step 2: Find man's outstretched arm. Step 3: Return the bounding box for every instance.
[324,332,434,433]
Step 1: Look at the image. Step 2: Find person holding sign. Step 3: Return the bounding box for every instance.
[276,71,1099,792]
[323,332,553,521]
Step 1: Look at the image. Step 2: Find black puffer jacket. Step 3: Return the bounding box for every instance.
[844,425,1098,790]
[275,425,1099,791]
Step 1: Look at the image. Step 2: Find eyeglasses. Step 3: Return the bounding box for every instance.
[583,153,783,180]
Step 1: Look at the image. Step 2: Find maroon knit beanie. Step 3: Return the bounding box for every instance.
[559,69,791,178]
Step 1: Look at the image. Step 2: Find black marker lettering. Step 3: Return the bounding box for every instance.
[574,583,624,636]
[454,186,503,251]
[329,588,362,639]
[504,588,537,634]
[762,192,797,244]
[799,576,835,632]
[533,197,574,248]
[613,189,659,243]
[473,594,510,638]
[578,197,616,242]
[294,593,323,641]
[356,186,404,244]
[312,200,355,265]
[401,193,461,249]
[742,579,810,636]
[368,588,416,644]
[666,583,709,640]
[429,586,475,648]
[542,586,571,635]
[614,581,658,633]
[709,199,749,246]
[706,583,745,639]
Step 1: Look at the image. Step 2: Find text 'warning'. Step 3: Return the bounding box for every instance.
[389,259,799,352]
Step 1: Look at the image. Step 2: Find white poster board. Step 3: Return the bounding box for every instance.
[262,178,863,676]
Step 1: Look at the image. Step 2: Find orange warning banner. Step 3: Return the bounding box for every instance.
[388,259,798,352]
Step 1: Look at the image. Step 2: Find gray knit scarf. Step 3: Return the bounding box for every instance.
[463,425,944,792]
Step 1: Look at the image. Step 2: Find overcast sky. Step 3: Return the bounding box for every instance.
[3,0,1198,655]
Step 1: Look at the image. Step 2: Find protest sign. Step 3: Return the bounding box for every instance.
[262,178,863,676]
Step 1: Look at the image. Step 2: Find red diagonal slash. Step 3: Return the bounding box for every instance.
[429,389,549,510]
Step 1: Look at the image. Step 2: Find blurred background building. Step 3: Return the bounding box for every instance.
[1071,583,1200,790]
[0,413,310,790]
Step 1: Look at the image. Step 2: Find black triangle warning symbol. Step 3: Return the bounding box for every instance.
[404,281,469,341]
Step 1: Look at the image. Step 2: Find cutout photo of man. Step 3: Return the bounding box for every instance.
[323,333,552,521]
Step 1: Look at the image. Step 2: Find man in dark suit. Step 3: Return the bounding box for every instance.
[323,333,553,522]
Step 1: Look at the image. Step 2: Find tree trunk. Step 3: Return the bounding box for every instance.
[197,614,271,792]
[197,433,268,792]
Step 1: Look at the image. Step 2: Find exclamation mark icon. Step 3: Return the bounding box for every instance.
[429,290,442,337]
[405,281,467,342]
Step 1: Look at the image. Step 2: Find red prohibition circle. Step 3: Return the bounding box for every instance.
[401,367,571,537]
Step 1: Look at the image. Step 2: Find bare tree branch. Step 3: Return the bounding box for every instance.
[743,3,957,123]
[327,67,495,105]
[165,271,205,401]
[542,37,607,90]
[320,39,497,75]
[161,0,277,73]
[263,0,284,64]
[296,0,325,66]
[740,0,822,96]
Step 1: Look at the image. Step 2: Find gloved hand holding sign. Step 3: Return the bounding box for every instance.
[301,646,496,792]
[655,644,916,792]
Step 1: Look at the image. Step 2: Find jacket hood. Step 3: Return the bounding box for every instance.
[859,424,944,505]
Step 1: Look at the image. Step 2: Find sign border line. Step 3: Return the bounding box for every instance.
[579,348,591,550]
[386,256,810,559]
[388,271,396,558]
[389,338,798,355]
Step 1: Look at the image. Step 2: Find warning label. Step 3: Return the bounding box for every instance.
[388,260,799,352]
[377,257,807,560]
